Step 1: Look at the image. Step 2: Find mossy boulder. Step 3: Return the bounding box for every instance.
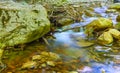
[97,29,120,45]
[109,3,120,9]
[85,18,113,35]
[0,1,50,48]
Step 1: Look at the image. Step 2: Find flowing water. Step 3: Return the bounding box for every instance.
[46,6,120,73]
[2,4,120,73]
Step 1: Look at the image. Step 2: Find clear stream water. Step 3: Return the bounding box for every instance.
[49,6,120,73]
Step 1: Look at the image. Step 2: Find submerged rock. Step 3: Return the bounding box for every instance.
[0,1,50,48]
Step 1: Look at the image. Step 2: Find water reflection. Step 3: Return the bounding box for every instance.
[51,30,119,73]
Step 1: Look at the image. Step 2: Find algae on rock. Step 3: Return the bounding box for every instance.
[0,1,50,48]
[85,18,113,37]
[109,3,120,9]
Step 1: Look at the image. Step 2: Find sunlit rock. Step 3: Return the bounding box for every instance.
[85,18,113,35]
[106,9,117,13]
[109,3,120,9]
[84,10,101,17]
[0,1,50,48]
[86,18,113,31]
[69,71,78,73]
[21,61,37,69]
[108,29,120,40]
[32,52,60,62]
[46,61,55,66]
[32,55,42,61]
[76,39,94,47]
[97,32,113,45]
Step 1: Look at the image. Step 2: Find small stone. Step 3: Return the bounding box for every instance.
[7,72,12,73]
[69,71,78,73]
[32,55,42,61]
[47,61,55,67]
[41,63,47,67]
[21,61,37,69]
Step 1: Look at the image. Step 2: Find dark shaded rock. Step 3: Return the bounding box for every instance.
[116,15,120,22]
[115,22,120,30]
[114,0,120,3]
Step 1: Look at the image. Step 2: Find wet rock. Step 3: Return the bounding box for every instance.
[0,1,50,48]
[108,29,120,40]
[46,61,55,66]
[85,18,113,35]
[97,31,113,45]
[76,39,94,47]
[114,0,120,3]
[116,15,120,22]
[84,10,94,17]
[96,28,120,45]
[94,46,112,52]
[40,52,60,61]
[69,71,78,73]
[106,9,117,13]
[21,61,37,69]
[109,3,120,9]
[41,63,47,68]
[32,55,42,61]
[84,10,101,17]
[32,52,60,63]
[58,18,74,26]
[114,22,120,30]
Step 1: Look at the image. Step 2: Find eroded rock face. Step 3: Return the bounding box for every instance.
[0,1,50,48]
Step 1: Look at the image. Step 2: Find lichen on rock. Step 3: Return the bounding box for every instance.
[0,1,50,48]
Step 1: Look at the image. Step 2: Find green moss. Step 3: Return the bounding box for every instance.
[0,2,50,48]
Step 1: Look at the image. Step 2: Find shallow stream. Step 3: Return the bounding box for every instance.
[2,4,120,73]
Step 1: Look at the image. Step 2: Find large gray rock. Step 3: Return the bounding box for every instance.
[0,1,50,48]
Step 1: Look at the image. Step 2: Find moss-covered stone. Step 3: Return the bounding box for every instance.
[85,18,113,36]
[109,3,120,9]
[97,31,113,45]
[114,22,120,30]
[0,1,50,48]
[116,15,120,22]
[108,29,120,40]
